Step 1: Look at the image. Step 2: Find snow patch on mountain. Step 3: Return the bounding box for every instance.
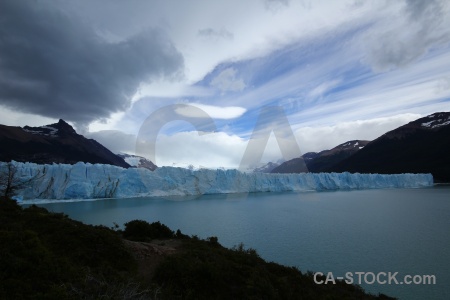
[116,153,157,171]
[23,125,59,137]
[252,160,285,173]
[420,113,450,129]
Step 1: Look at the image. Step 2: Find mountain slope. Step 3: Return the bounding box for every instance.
[272,140,369,173]
[117,153,157,171]
[329,112,450,182]
[252,160,285,173]
[305,140,370,172]
[270,157,309,173]
[0,119,130,168]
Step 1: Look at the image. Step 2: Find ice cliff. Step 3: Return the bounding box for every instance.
[1,161,434,201]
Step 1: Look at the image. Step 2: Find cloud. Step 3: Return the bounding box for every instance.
[85,130,137,154]
[86,127,293,169]
[86,129,246,169]
[153,131,297,169]
[365,0,450,71]
[210,68,246,93]
[143,114,421,168]
[0,106,59,128]
[177,104,246,119]
[198,28,234,40]
[294,113,422,153]
[0,1,184,129]
[435,76,450,93]
[308,79,341,98]
[2,0,449,161]
[85,113,422,169]
[290,49,450,127]
[88,111,126,133]
[132,80,212,100]
[154,131,245,168]
[263,0,290,11]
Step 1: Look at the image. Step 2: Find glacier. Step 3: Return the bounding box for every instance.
[1,161,433,201]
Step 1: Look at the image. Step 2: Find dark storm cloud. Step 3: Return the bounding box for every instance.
[0,1,184,128]
[367,0,450,71]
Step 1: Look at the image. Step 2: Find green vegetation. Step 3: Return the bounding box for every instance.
[0,197,396,299]
[123,220,175,242]
[0,197,144,299]
[152,239,395,300]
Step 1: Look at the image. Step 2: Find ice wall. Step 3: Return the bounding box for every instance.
[0,161,434,201]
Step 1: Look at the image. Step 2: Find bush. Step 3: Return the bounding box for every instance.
[207,236,219,245]
[0,201,395,300]
[0,200,142,299]
[176,229,190,239]
[123,220,174,242]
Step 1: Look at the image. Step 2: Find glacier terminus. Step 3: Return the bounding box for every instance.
[2,161,434,201]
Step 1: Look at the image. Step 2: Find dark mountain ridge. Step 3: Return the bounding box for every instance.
[272,140,370,173]
[329,112,450,182]
[0,119,130,168]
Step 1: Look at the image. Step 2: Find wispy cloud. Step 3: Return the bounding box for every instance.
[181,104,247,119]
[210,68,246,93]
[2,0,449,168]
[308,79,342,98]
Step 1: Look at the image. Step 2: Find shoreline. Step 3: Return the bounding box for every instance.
[18,185,442,205]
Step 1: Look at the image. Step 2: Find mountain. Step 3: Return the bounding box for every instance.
[117,153,157,171]
[305,140,370,172]
[329,112,450,182]
[252,160,285,173]
[0,119,130,168]
[271,140,370,174]
[270,157,309,174]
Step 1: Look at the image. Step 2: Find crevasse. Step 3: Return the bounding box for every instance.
[1,161,434,200]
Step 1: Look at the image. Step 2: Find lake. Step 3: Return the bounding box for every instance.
[28,186,450,300]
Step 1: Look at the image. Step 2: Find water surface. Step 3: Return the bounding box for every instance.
[31,187,450,300]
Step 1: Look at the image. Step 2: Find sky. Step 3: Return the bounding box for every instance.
[1,0,449,169]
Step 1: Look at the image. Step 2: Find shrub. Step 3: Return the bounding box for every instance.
[123,220,174,241]
[0,200,142,299]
